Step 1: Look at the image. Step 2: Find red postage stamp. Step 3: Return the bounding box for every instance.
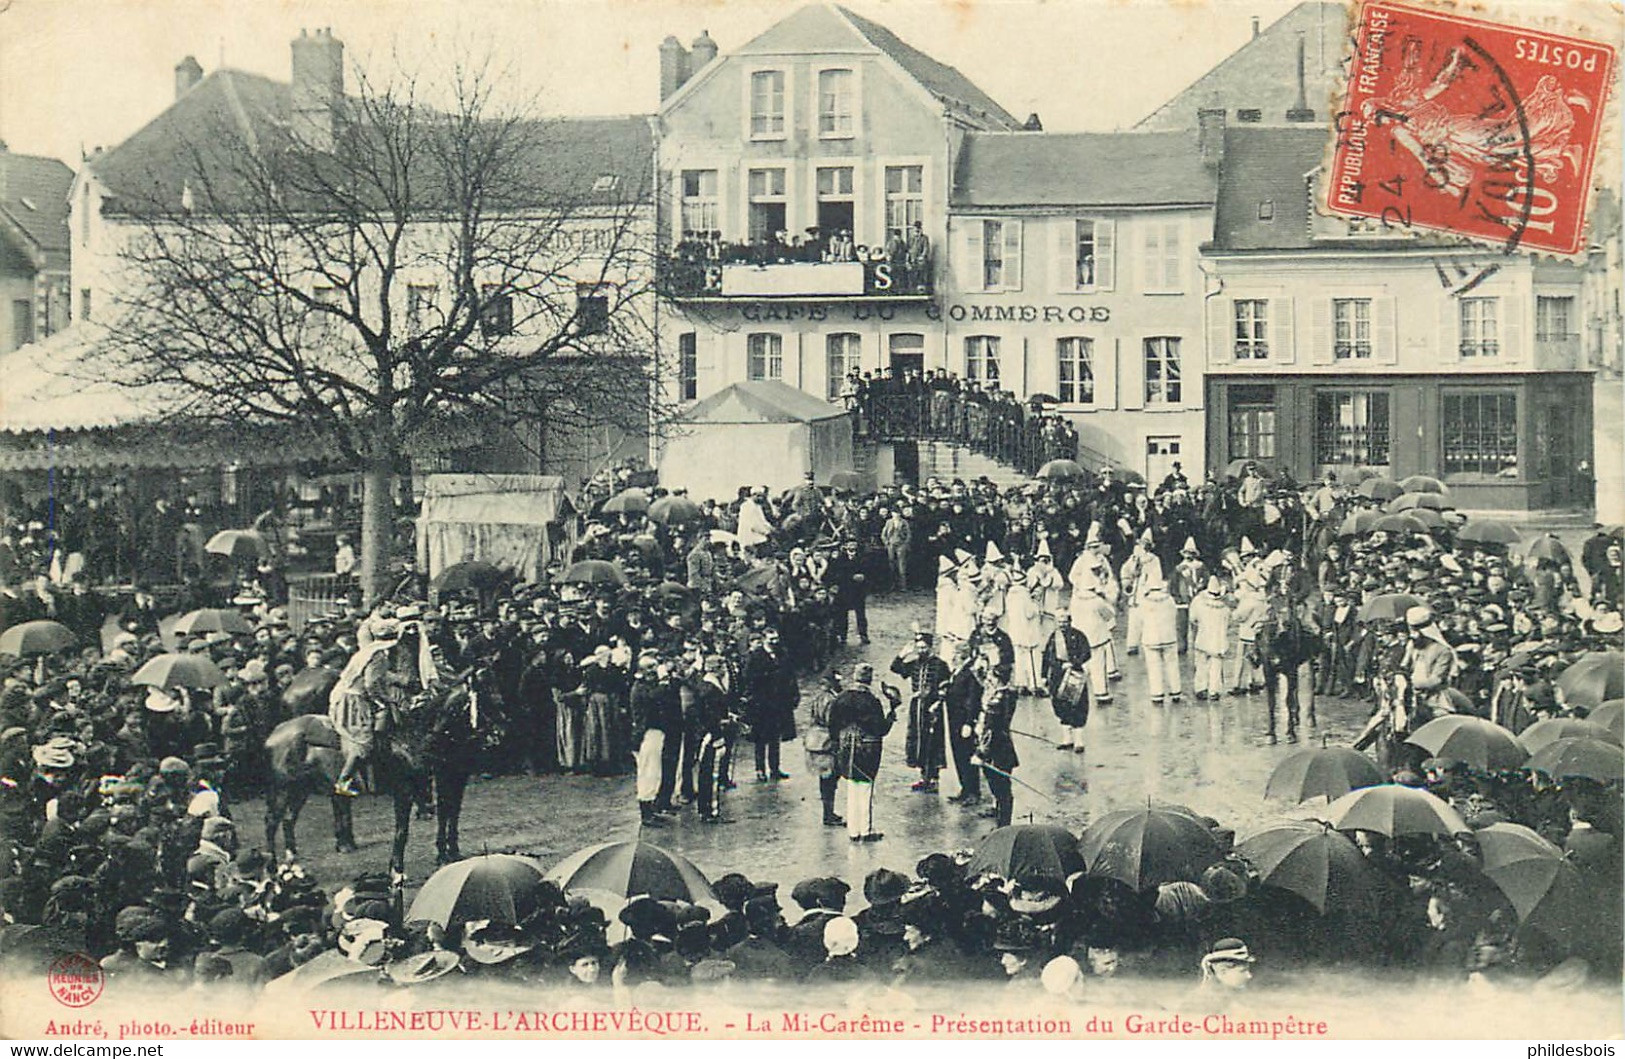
[1327,1,1616,255]
[47,952,105,1008]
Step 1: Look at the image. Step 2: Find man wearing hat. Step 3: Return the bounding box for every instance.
[892,625,951,793]
[827,663,898,841]
[826,538,871,645]
[1119,529,1165,658]
[1028,539,1066,643]
[1170,537,1207,654]
[1199,937,1256,992]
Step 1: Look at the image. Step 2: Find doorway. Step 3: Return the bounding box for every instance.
[889,333,925,378]
[1146,436,1182,488]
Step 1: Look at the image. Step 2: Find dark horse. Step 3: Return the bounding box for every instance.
[263,667,488,872]
[1254,592,1323,743]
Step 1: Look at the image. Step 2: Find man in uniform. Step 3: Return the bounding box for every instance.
[827,663,898,842]
[891,625,950,793]
[973,664,1020,827]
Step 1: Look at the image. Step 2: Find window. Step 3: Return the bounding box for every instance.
[11,300,32,348]
[479,284,513,337]
[1233,299,1270,360]
[680,170,719,237]
[826,333,861,399]
[965,336,1000,384]
[747,333,782,381]
[818,69,854,137]
[1257,200,1274,220]
[1315,391,1391,466]
[1067,219,1114,290]
[816,166,855,237]
[1140,221,1182,292]
[1238,108,1263,123]
[1459,297,1499,357]
[1333,298,1372,359]
[749,70,786,137]
[678,332,698,402]
[575,283,610,335]
[1443,392,1518,475]
[1536,295,1574,341]
[1229,386,1278,460]
[747,167,787,243]
[1144,337,1182,404]
[884,166,924,236]
[981,219,1022,291]
[1056,337,1095,404]
[406,284,437,333]
[79,288,92,323]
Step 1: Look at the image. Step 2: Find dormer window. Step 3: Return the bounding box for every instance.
[1257,200,1274,220]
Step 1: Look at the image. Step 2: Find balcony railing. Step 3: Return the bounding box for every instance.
[855,389,1080,477]
[660,237,932,300]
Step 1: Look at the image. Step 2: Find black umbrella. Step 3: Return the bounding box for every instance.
[967,824,1082,883]
[1078,807,1221,890]
[432,561,508,594]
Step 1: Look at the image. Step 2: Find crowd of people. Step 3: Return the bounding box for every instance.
[662,220,933,297]
[0,455,1620,997]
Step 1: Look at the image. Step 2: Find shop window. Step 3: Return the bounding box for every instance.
[1315,391,1390,465]
[1443,392,1518,475]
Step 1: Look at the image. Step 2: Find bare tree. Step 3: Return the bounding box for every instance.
[92,58,657,600]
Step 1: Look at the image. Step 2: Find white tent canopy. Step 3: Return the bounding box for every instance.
[658,381,854,502]
[416,474,576,584]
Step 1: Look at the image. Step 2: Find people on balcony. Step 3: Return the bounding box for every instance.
[662,227,931,296]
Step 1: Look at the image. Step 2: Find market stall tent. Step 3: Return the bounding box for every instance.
[416,474,576,584]
[658,381,853,502]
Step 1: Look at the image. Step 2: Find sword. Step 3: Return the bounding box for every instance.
[969,758,1057,802]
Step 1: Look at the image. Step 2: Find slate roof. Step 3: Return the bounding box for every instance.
[680,380,848,424]
[835,6,1020,129]
[1209,126,1325,250]
[0,149,73,271]
[953,131,1216,208]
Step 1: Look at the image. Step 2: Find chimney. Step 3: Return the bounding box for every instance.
[1197,107,1226,168]
[689,30,718,70]
[1022,112,1043,131]
[1251,16,1261,38]
[175,56,203,100]
[1285,32,1316,122]
[291,28,344,151]
[659,35,691,101]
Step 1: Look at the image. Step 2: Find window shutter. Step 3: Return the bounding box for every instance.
[1163,222,1182,291]
[1139,225,1158,292]
[1272,296,1296,364]
[1004,220,1023,292]
[1309,297,1333,365]
[959,222,983,292]
[1208,297,1232,366]
[1374,295,1398,364]
[1501,295,1525,362]
[1096,220,1115,291]
[1053,220,1075,295]
[1121,337,1145,410]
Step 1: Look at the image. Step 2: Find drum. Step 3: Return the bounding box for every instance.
[1050,667,1090,728]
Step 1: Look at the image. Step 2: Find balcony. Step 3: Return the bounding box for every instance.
[660,237,932,301]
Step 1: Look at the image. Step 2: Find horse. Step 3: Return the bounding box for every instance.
[1255,594,1323,743]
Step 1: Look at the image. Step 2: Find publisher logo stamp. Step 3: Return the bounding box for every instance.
[1328,1,1616,256]
[48,952,104,1008]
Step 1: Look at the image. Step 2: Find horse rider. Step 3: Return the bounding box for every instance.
[328,606,438,798]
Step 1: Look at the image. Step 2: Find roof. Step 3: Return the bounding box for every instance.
[1137,2,1348,131]
[835,6,1020,129]
[953,131,1216,208]
[0,149,73,271]
[89,69,653,214]
[679,380,848,424]
[0,324,184,433]
[1210,126,1326,250]
[420,474,573,527]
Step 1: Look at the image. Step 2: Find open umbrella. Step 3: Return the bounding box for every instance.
[1406,715,1527,772]
[556,560,628,587]
[828,470,869,493]
[1237,820,1383,914]
[1356,478,1403,502]
[262,949,383,997]
[546,841,718,906]
[406,854,550,929]
[1525,535,1571,565]
[172,608,254,636]
[1518,717,1621,755]
[647,496,704,527]
[1265,746,1385,802]
[1078,807,1221,890]
[1372,513,1430,535]
[1555,652,1625,707]
[1399,475,1448,495]
[1337,510,1382,538]
[654,581,695,603]
[967,824,1083,883]
[1523,737,1623,784]
[1474,822,1590,939]
[1406,508,1448,530]
[1036,458,1087,480]
[431,561,507,594]
[1358,593,1424,623]
[1456,519,1520,546]
[1586,700,1623,740]
[1387,493,1451,512]
[130,653,225,690]
[1324,784,1469,837]
[204,528,268,560]
[600,489,650,516]
[0,620,77,657]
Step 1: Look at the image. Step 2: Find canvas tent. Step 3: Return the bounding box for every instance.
[659,381,854,501]
[416,474,576,584]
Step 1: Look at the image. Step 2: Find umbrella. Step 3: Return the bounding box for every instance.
[648,496,704,526]
[129,652,225,690]
[1406,716,1527,772]
[1555,652,1625,707]
[406,854,551,929]
[1117,469,1147,487]
[1518,717,1621,755]
[1265,746,1385,802]
[1406,508,1448,530]
[1586,700,1623,740]
[1356,478,1404,501]
[1371,512,1430,535]
[1236,820,1383,914]
[171,608,254,636]
[654,581,694,602]
[1078,807,1221,890]
[732,565,780,592]
[1337,510,1382,537]
[1036,458,1087,480]
[262,950,383,997]
[0,620,77,657]
[204,528,269,560]
[1224,458,1261,478]
[1474,822,1590,938]
[1456,519,1521,546]
[967,824,1083,883]
[828,470,869,493]
[1399,475,1448,495]
[1387,493,1451,512]
[1525,535,1571,565]
[1357,593,1424,623]
[556,560,628,587]
[431,561,507,594]
[600,489,650,516]
[545,841,718,906]
[1324,784,1469,837]
[1523,737,1623,784]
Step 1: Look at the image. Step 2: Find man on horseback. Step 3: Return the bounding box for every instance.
[328,605,439,798]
